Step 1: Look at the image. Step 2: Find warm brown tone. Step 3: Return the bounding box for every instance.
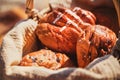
[92,7,119,34]
[36,7,96,55]
[35,7,117,68]
[77,25,117,67]
[19,49,74,70]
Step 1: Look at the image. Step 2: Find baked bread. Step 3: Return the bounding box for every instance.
[19,49,74,70]
[36,7,117,68]
[36,7,95,55]
[77,25,117,67]
[72,7,96,25]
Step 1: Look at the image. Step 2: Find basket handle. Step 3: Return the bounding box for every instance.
[25,0,51,21]
[26,0,34,14]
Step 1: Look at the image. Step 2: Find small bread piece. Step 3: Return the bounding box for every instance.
[19,49,74,70]
[76,25,117,68]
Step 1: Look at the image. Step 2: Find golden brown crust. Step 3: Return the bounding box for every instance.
[36,7,96,55]
[19,49,74,70]
[36,23,83,54]
[35,7,117,68]
[72,7,96,25]
[76,25,117,68]
[56,53,75,67]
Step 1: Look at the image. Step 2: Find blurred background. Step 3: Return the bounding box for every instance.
[0,0,26,37]
[0,0,49,39]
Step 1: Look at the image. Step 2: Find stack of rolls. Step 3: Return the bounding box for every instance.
[20,7,117,69]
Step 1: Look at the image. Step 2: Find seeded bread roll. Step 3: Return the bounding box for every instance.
[19,49,74,70]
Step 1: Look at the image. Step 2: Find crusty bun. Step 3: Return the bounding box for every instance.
[36,7,96,55]
[76,25,117,67]
[19,49,74,70]
[35,7,117,68]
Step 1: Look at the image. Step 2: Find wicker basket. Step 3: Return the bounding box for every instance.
[0,0,120,80]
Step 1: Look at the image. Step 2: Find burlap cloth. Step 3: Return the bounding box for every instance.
[0,0,120,80]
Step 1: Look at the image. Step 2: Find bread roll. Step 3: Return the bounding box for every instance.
[36,7,96,55]
[77,25,117,67]
[19,49,74,70]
